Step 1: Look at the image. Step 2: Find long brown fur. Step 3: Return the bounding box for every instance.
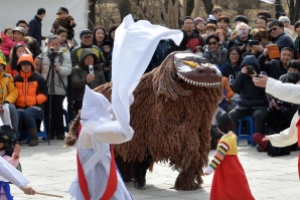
[66,53,222,190]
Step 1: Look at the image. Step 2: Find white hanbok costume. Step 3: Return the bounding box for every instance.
[69,14,183,200]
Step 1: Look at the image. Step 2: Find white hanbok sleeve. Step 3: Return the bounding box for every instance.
[0,156,29,187]
[266,78,300,104]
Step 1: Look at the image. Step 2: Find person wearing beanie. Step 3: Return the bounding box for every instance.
[204,111,255,200]
[234,15,249,26]
[13,54,48,147]
[228,55,268,135]
[51,7,76,40]
[279,16,296,39]
[27,8,46,47]
[193,17,206,35]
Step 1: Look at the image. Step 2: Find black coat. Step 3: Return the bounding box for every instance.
[28,15,42,47]
[258,54,287,80]
[231,72,268,110]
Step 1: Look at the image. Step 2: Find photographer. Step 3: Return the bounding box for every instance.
[228,55,268,134]
[71,49,106,114]
[36,35,71,140]
[253,60,300,152]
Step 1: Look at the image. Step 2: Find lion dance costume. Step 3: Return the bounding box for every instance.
[66,14,223,195]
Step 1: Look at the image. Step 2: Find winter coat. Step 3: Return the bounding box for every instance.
[219,61,241,85]
[23,36,40,59]
[71,49,106,101]
[203,43,228,67]
[258,54,287,80]
[27,15,42,47]
[187,30,204,52]
[272,32,295,54]
[231,55,268,110]
[71,44,105,67]
[37,51,72,95]
[0,33,24,57]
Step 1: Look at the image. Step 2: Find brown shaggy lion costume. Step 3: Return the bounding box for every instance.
[66,52,223,190]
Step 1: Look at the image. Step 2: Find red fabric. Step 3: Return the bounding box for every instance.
[252,133,267,151]
[76,124,90,200]
[101,145,118,200]
[77,124,118,200]
[210,155,255,200]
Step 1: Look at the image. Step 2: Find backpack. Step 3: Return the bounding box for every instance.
[267,141,290,157]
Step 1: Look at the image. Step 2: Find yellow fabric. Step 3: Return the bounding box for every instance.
[219,132,238,155]
[0,70,18,104]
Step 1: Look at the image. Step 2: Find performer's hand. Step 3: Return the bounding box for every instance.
[20,186,36,195]
[253,74,268,88]
[14,144,20,160]
[204,172,209,176]
[262,136,270,142]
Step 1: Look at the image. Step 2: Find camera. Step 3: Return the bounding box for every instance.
[247,65,255,75]
[47,47,62,61]
[248,40,260,46]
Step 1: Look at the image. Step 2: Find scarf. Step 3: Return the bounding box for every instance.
[209,44,224,64]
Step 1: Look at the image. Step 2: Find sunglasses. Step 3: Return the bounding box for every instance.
[208,41,218,45]
[270,27,277,32]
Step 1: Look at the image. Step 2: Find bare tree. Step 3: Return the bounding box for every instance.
[186,0,194,17]
[202,0,213,16]
[117,0,132,20]
[286,0,300,24]
[88,0,98,30]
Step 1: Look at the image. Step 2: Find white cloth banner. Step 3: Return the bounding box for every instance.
[260,0,275,4]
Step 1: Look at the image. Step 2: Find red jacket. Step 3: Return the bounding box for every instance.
[0,33,24,57]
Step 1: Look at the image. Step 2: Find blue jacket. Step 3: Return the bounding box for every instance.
[273,32,295,57]
[219,61,241,85]
[28,15,42,47]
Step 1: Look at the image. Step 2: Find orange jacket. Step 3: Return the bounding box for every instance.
[222,77,234,100]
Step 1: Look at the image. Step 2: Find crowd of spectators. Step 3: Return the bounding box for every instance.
[0,6,299,152]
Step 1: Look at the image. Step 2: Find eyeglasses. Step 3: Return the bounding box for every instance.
[208,41,218,45]
[270,27,277,32]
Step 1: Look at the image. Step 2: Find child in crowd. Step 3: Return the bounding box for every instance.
[193,46,204,56]
[1,28,24,58]
[102,40,112,82]
[205,112,255,200]
[0,36,6,65]
[0,129,21,200]
[51,7,76,40]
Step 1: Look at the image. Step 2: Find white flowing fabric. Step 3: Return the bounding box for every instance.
[69,15,183,199]
[265,78,300,147]
[260,0,275,4]
[0,156,29,188]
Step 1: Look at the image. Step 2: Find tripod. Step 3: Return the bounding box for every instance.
[45,50,66,145]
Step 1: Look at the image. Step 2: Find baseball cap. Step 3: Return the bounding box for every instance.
[80,29,93,38]
[13,27,26,35]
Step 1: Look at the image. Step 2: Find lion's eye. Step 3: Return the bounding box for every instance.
[182,61,198,68]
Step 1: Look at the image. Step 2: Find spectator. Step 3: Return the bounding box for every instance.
[71,49,106,113]
[202,23,217,43]
[27,8,46,47]
[181,16,204,52]
[70,29,105,67]
[1,28,24,59]
[250,28,271,57]
[228,22,252,54]
[217,16,232,38]
[207,7,223,25]
[215,29,228,48]
[0,37,6,65]
[228,55,268,133]
[51,7,76,40]
[295,21,300,59]
[55,28,71,54]
[256,15,267,29]
[253,60,300,152]
[13,27,40,59]
[193,46,204,55]
[220,46,242,85]
[92,26,107,52]
[102,40,112,82]
[108,25,118,48]
[14,54,48,146]
[193,17,206,35]
[36,35,71,140]
[279,16,296,40]
[9,44,32,76]
[268,20,295,55]
[266,18,275,28]
[166,30,189,55]
[258,47,294,79]
[233,15,249,27]
[203,34,228,67]
[0,57,18,137]
[257,11,272,19]
[147,39,170,72]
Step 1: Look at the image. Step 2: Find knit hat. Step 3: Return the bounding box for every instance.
[12,27,25,35]
[279,16,290,23]
[102,40,113,47]
[234,15,249,24]
[80,29,93,38]
[194,17,206,27]
[216,112,234,133]
[56,7,69,15]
